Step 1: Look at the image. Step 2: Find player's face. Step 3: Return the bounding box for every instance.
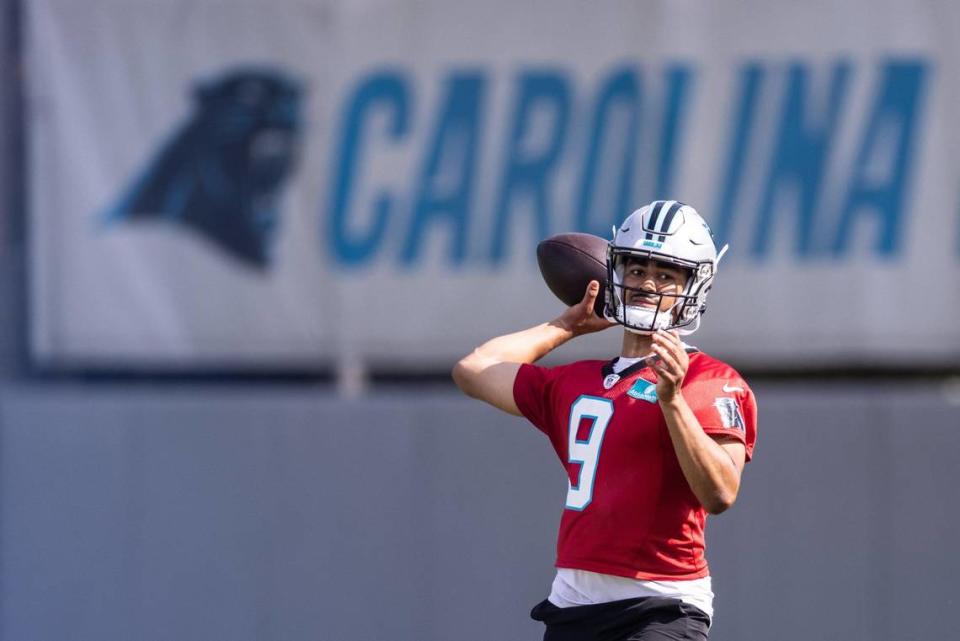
[621,259,689,312]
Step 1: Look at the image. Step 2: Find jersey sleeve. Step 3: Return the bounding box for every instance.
[513,363,561,436]
[684,371,758,462]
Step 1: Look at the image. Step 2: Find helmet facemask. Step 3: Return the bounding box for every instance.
[604,247,715,335]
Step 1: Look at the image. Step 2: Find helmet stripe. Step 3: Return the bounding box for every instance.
[646,200,667,232]
[657,201,684,240]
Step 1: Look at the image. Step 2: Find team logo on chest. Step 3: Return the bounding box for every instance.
[627,378,658,403]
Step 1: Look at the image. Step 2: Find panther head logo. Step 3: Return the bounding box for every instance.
[103,67,304,269]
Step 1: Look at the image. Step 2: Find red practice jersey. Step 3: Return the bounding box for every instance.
[513,351,757,581]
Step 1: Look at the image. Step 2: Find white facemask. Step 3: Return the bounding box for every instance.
[622,304,675,334]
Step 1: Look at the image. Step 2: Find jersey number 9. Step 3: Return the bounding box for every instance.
[565,395,614,510]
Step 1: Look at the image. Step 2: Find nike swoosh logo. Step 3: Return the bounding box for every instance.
[722,384,743,393]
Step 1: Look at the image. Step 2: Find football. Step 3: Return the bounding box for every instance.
[536,232,609,317]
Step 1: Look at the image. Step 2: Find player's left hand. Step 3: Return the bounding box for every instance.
[649,330,689,403]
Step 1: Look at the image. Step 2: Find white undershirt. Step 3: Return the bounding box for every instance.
[613,343,696,374]
[612,356,646,372]
[548,568,714,620]
[545,351,714,620]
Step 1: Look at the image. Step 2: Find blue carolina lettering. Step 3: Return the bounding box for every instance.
[655,65,694,198]
[401,72,486,266]
[575,68,642,237]
[327,71,410,265]
[752,62,851,258]
[489,70,571,263]
[832,60,929,257]
[713,63,765,249]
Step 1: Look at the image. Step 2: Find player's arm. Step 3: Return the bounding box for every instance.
[650,330,746,514]
[452,281,612,415]
[660,397,746,514]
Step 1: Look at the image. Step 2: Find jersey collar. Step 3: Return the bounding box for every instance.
[600,347,701,389]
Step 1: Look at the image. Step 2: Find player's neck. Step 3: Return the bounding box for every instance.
[620,331,654,359]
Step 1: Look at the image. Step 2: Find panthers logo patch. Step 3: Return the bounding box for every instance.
[102,67,304,269]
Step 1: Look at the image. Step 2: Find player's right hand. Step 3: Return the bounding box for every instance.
[555,280,615,337]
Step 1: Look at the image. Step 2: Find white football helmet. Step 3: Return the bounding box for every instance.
[603,200,728,335]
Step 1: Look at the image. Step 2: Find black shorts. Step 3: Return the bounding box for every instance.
[530,596,710,641]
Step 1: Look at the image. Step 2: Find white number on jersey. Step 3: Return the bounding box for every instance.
[565,395,614,510]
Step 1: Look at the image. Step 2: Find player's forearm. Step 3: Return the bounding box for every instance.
[457,280,607,374]
[453,282,609,413]
[660,394,741,514]
[468,320,574,366]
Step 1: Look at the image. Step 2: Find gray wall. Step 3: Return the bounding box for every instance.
[2,383,958,641]
[1,0,23,381]
[0,0,7,245]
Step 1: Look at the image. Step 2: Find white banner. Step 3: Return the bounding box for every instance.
[28,0,960,369]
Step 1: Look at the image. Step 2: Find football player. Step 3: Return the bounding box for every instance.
[453,201,757,640]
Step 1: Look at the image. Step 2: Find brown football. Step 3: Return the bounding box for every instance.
[536,232,609,317]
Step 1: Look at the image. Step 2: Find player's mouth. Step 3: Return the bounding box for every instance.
[628,291,660,307]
